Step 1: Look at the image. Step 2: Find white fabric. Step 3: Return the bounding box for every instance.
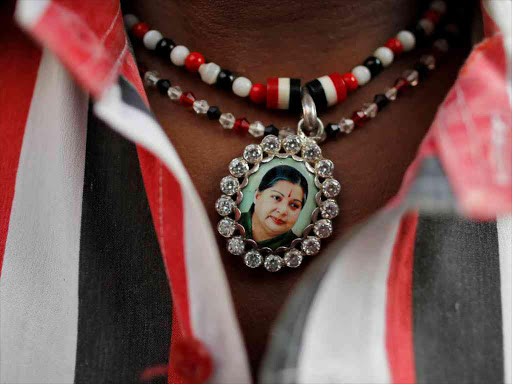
[498,215,512,384]
[0,49,88,383]
[14,0,50,27]
[94,83,252,384]
[296,209,401,384]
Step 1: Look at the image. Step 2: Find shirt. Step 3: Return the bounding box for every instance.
[0,1,511,383]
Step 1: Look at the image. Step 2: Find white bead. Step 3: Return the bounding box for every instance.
[396,30,416,52]
[351,65,371,86]
[198,62,221,85]
[123,14,139,30]
[373,47,394,67]
[170,45,190,66]
[317,76,338,106]
[418,18,435,36]
[143,30,163,50]
[430,0,447,14]
[232,77,252,97]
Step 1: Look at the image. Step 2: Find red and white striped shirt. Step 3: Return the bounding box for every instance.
[1,1,511,383]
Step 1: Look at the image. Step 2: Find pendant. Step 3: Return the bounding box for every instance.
[215,93,340,272]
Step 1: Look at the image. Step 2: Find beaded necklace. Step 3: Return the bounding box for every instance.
[128,1,460,272]
[125,0,448,113]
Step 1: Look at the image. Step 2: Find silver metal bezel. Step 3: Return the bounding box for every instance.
[216,135,340,271]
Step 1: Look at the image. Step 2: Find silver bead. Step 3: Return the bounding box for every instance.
[301,236,321,255]
[402,70,419,87]
[385,87,398,101]
[243,144,263,164]
[282,135,303,155]
[219,113,236,129]
[220,176,239,195]
[284,249,303,268]
[167,86,182,101]
[420,54,436,70]
[143,71,159,87]
[302,139,322,161]
[244,250,263,268]
[249,121,265,138]
[227,236,245,255]
[315,159,334,178]
[217,218,236,237]
[215,195,234,216]
[320,199,339,219]
[229,158,249,177]
[264,255,283,272]
[192,100,209,114]
[261,135,281,154]
[339,118,355,134]
[322,178,341,198]
[363,103,378,118]
[313,219,333,238]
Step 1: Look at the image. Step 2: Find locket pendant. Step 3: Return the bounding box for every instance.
[214,93,340,272]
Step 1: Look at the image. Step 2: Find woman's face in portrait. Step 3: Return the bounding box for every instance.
[253,180,304,239]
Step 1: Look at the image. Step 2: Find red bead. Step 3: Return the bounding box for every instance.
[233,118,250,133]
[342,73,358,92]
[351,110,367,127]
[249,83,266,104]
[171,338,213,384]
[385,38,403,55]
[185,52,205,72]
[132,22,150,39]
[394,78,409,94]
[329,72,347,102]
[423,10,441,24]
[180,92,196,106]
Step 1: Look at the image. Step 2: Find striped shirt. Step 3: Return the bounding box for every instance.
[0,1,511,383]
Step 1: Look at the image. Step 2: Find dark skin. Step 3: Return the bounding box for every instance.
[125,0,472,380]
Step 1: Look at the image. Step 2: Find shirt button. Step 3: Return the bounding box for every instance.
[172,338,213,384]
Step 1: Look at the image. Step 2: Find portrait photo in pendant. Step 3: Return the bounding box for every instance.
[238,157,319,250]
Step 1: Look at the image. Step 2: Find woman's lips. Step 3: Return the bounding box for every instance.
[269,216,285,225]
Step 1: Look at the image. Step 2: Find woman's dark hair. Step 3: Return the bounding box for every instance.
[250,165,308,213]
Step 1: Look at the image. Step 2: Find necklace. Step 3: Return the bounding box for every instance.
[125,0,447,112]
[132,7,459,272]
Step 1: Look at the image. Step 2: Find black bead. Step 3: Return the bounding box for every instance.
[216,70,235,90]
[409,24,427,46]
[155,38,176,59]
[325,123,341,139]
[305,79,328,112]
[373,94,389,111]
[362,56,383,77]
[264,124,279,137]
[207,106,222,120]
[414,62,429,80]
[289,78,302,112]
[156,79,171,95]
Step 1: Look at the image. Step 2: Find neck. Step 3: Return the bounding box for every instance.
[125,0,422,82]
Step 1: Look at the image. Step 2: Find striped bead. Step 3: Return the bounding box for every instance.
[266,77,301,111]
[305,73,347,110]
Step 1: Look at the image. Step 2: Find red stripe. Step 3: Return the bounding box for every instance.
[328,72,347,103]
[480,1,501,37]
[121,54,194,381]
[0,5,42,276]
[386,211,418,384]
[266,77,279,109]
[30,0,126,98]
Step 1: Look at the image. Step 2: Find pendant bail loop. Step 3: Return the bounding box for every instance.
[298,89,326,143]
[301,89,318,131]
